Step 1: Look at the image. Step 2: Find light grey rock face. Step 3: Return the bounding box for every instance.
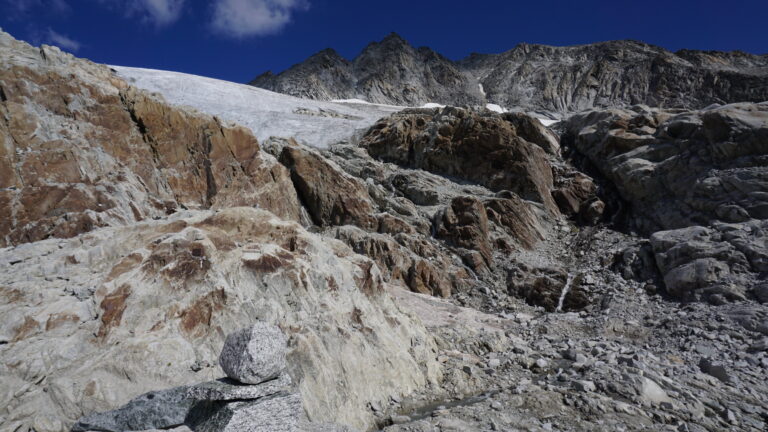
[219,323,288,385]
[251,34,768,113]
[0,207,442,432]
[71,386,193,432]
[562,102,768,233]
[187,393,303,432]
[649,221,768,303]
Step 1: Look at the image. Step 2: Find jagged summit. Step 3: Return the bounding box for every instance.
[251,33,768,113]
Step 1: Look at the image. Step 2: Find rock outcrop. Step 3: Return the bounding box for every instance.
[650,221,768,303]
[434,196,493,272]
[0,31,301,248]
[278,145,378,229]
[360,107,577,215]
[563,102,768,303]
[251,34,768,113]
[562,102,768,233]
[0,208,441,431]
[0,31,442,432]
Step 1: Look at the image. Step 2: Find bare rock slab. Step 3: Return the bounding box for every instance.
[187,393,303,432]
[186,374,293,401]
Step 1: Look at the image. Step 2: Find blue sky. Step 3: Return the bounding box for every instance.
[1,0,766,83]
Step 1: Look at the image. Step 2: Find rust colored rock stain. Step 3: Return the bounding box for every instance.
[12,316,40,342]
[0,286,24,303]
[97,284,132,338]
[243,251,293,274]
[45,313,80,331]
[350,307,373,335]
[354,261,382,297]
[105,253,143,282]
[179,289,227,337]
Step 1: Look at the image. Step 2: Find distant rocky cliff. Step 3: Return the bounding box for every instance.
[251,33,768,113]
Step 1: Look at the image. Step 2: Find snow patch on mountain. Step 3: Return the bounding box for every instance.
[486,103,506,113]
[113,66,402,148]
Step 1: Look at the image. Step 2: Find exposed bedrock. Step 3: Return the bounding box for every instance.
[563,102,768,303]
[562,102,768,233]
[0,34,301,248]
[0,32,442,432]
[360,107,565,214]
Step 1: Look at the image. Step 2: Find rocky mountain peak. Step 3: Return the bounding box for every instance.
[251,34,768,113]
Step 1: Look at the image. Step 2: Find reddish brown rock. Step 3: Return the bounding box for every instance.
[279,145,378,229]
[0,46,301,247]
[484,194,545,249]
[333,226,459,297]
[361,107,560,214]
[434,196,493,271]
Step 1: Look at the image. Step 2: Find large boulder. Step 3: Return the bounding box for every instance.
[218,323,288,385]
[650,220,768,303]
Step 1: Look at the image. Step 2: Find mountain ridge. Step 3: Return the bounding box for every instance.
[250,33,768,113]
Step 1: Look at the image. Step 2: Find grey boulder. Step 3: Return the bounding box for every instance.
[219,323,288,385]
[187,393,303,432]
[71,386,193,432]
[186,374,293,402]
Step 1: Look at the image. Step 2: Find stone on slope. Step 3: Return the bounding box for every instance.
[71,386,193,432]
[219,323,288,385]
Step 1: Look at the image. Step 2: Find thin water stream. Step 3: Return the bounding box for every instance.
[555,273,575,313]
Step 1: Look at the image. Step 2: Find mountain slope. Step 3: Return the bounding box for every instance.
[251,35,768,113]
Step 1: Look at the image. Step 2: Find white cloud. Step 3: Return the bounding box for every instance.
[132,0,186,26]
[210,0,310,38]
[46,29,81,52]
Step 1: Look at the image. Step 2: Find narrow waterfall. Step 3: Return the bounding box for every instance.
[555,273,575,313]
